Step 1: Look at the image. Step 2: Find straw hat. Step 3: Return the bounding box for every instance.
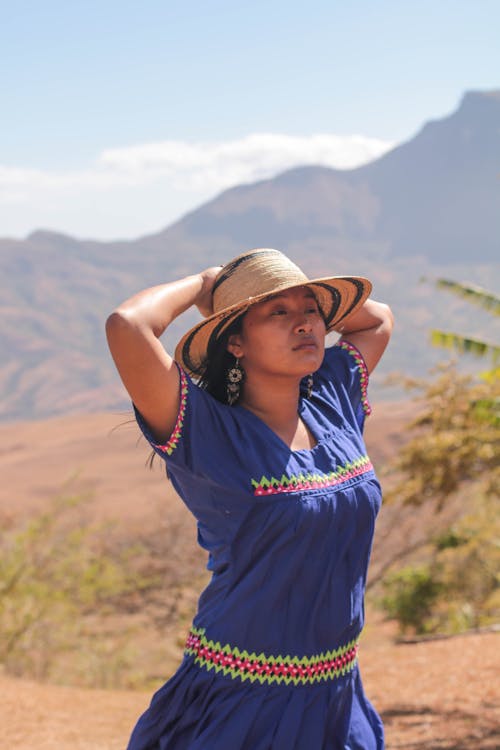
[175,248,372,375]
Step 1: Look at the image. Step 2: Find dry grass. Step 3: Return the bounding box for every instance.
[0,627,498,749]
[1,405,498,747]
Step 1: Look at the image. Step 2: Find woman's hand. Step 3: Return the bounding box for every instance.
[195,266,222,317]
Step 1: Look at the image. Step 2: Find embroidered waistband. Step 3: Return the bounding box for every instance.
[185,627,360,686]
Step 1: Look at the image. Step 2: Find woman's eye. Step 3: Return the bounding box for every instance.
[307,307,319,314]
[271,309,287,316]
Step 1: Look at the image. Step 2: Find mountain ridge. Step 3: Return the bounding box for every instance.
[1,89,499,421]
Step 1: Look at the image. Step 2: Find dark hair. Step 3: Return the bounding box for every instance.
[195,312,246,405]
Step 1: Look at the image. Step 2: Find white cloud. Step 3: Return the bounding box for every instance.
[99,132,394,189]
[0,133,395,239]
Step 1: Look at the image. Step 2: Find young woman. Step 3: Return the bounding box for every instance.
[106,248,393,750]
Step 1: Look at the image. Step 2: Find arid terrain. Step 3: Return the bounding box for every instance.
[0,399,412,523]
[1,627,498,749]
[1,402,498,748]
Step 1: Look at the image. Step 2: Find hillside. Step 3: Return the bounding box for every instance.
[0,89,499,421]
[1,630,498,749]
[0,398,412,527]
[162,90,500,262]
[0,397,472,648]
[1,405,499,748]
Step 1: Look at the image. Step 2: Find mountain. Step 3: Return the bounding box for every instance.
[148,89,500,263]
[1,90,499,421]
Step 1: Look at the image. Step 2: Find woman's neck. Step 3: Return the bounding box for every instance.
[238,376,315,450]
[239,375,300,420]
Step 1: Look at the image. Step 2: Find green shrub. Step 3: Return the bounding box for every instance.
[381,565,443,634]
[0,492,152,684]
[377,360,500,636]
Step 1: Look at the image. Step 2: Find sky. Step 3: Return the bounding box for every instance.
[1,0,499,241]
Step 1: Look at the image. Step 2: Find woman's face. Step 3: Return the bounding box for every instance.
[227,286,326,380]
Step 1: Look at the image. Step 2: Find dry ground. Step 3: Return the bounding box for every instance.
[0,399,411,526]
[1,404,498,748]
[1,629,498,749]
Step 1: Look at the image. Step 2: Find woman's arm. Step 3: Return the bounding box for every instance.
[105,267,220,442]
[335,299,394,374]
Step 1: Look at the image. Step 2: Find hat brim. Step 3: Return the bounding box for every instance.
[175,275,372,376]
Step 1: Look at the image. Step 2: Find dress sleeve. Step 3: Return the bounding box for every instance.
[133,362,236,477]
[318,340,371,431]
[133,364,248,549]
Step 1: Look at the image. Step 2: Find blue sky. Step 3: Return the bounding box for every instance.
[2,0,499,239]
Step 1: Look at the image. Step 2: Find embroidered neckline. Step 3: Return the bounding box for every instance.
[153,366,188,455]
[185,627,359,686]
[336,341,371,416]
[251,455,373,496]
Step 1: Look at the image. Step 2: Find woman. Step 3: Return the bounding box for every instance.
[106,248,393,750]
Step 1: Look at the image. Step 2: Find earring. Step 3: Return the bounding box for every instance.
[305,374,313,399]
[227,358,244,405]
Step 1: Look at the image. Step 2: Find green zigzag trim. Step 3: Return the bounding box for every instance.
[185,627,360,687]
[251,455,372,494]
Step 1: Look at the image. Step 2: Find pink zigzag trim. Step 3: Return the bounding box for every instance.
[252,456,373,496]
[185,628,360,686]
[337,341,371,416]
[154,367,188,456]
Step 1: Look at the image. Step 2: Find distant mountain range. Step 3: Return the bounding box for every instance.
[1,90,499,421]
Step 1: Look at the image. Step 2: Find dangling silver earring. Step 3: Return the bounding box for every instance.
[306,374,313,399]
[227,358,244,405]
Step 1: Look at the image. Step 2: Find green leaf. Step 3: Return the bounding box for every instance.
[431,330,500,361]
[435,279,500,316]
[480,367,500,383]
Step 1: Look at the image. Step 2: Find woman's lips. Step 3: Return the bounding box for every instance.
[293,339,318,351]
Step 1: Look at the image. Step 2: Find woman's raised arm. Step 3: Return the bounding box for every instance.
[105,267,220,442]
[335,299,394,374]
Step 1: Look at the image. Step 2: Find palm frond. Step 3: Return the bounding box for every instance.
[431,330,500,361]
[435,279,500,316]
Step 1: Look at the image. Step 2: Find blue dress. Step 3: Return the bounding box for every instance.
[128,342,384,749]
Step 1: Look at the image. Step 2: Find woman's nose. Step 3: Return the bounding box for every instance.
[294,315,313,334]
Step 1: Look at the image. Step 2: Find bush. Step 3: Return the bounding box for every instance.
[382,565,443,634]
[0,492,152,684]
[377,365,499,636]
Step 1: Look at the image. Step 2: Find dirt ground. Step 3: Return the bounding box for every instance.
[1,629,498,749]
[1,406,498,748]
[362,630,499,749]
[0,399,412,526]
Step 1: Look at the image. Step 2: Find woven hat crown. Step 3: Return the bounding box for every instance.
[212,249,308,312]
[175,247,372,375]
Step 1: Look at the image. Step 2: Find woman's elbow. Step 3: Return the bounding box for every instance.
[372,304,394,356]
[105,309,139,352]
[378,303,394,337]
